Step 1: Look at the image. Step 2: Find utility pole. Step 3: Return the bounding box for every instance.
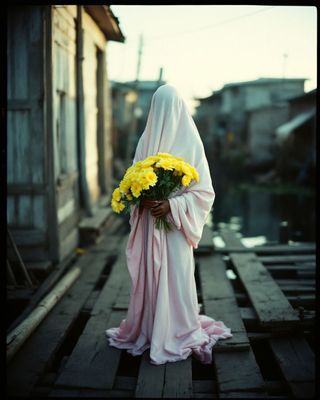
[280,53,288,101]
[135,34,144,84]
[282,53,288,80]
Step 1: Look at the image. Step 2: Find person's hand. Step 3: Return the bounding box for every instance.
[150,200,170,218]
[140,199,161,210]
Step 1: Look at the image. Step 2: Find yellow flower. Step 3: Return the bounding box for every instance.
[155,159,175,170]
[190,166,200,182]
[139,156,158,168]
[119,179,130,193]
[112,187,121,202]
[126,193,133,201]
[182,174,192,187]
[156,152,173,158]
[111,199,125,213]
[131,181,143,198]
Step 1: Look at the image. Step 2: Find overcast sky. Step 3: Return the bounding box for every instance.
[107,5,317,114]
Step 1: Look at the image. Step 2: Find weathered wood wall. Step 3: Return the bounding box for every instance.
[7,5,116,264]
[82,10,105,207]
[7,6,49,261]
[52,5,81,260]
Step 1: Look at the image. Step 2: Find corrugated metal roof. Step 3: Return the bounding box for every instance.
[223,77,307,89]
[275,108,315,144]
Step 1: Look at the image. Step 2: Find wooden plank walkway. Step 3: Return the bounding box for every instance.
[7,220,315,398]
[215,227,315,399]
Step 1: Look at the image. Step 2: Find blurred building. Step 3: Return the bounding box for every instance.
[110,78,166,175]
[7,5,124,263]
[194,77,306,168]
[274,89,316,184]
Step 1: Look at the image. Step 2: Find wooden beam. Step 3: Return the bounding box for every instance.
[197,255,249,351]
[214,244,315,255]
[230,253,300,329]
[135,352,166,398]
[258,254,316,265]
[214,349,266,394]
[162,358,193,398]
[269,335,315,399]
[8,252,75,333]
[219,228,245,248]
[7,244,114,397]
[54,238,129,390]
[7,266,81,363]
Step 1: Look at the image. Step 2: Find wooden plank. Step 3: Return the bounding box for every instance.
[135,352,166,398]
[197,255,249,351]
[204,298,250,352]
[193,380,216,394]
[214,244,315,254]
[276,279,315,286]
[7,236,122,397]
[269,336,315,399]
[218,392,270,398]
[7,266,81,363]
[214,349,266,394]
[258,254,316,265]
[230,253,299,328]
[113,376,136,391]
[79,208,112,230]
[266,264,315,272]
[198,255,235,300]
[162,357,193,398]
[55,238,129,390]
[91,231,125,254]
[219,228,245,248]
[8,252,76,333]
[296,270,315,279]
[55,309,126,390]
[241,309,314,331]
[48,388,133,398]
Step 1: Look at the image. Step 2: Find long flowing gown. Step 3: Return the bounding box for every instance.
[106,84,232,365]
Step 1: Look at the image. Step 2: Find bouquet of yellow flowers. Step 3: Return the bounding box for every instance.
[111,152,199,231]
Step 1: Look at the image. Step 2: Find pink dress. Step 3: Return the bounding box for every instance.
[105,84,232,365]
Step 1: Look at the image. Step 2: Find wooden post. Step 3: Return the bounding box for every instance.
[44,5,60,262]
[7,260,17,287]
[6,266,81,363]
[7,229,33,287]
[76,5,92,216]
[279,221,289,244]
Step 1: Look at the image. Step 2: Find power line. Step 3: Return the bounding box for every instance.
[113,6,276,49]
[147,6,276,42]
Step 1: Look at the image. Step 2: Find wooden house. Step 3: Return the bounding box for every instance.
[274,89,316,184]
[7,5,124,265]
[194,78,307,169]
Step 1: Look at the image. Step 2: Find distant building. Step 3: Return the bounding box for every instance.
[7,5,124,263]
[246,103,289,166]
[126,79,166,145]
[111,78,166,168]
[110,82,139,163]
[194,77,306,166]
[274,89,316,183]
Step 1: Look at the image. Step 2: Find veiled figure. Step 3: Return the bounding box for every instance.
[106,84,232,365]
